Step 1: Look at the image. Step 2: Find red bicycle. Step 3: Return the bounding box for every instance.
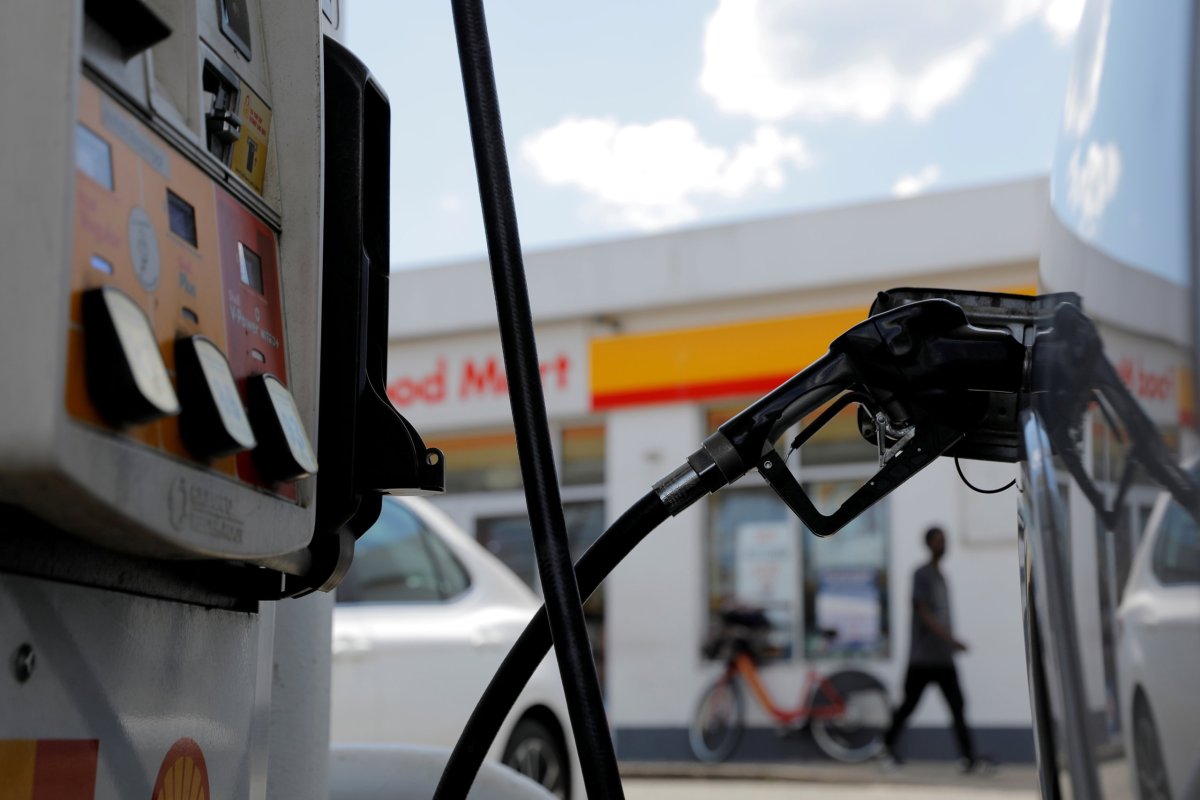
[689,608,891,763]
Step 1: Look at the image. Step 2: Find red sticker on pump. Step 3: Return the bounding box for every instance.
[0,739,99,800]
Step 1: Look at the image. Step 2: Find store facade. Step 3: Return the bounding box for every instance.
[386,178,1056,761]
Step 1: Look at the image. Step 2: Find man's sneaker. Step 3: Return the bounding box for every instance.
[878,749,904,771]
[958,757,998,776]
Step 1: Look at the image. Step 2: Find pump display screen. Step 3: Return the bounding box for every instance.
[75,124,113,190]
[238,241,264,293]
[219,0,253,59]
[167,191,198,246]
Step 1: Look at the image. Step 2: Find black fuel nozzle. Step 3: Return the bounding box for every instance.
[685,294,1030,536]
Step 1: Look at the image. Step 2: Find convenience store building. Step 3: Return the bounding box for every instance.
[386,177,1053,761]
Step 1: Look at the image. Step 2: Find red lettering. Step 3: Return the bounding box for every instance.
[1138,367,1172,402]
[461,356,507,398]
[1115,358,1134,388]
[537,354,571,390]
[1116,359,1175,403]
[552,354,570,390]
[390,353,572,405]
[387,359,446,406]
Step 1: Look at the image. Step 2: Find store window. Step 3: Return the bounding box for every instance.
[801,482,889,660]
[799,404,872,465]
[708,400,873,464]
[562,424,605,486]
[706,488,796,660]
[432,429,523,493]
[430,422,605,493]
[706,403,750,435]
[703,397,889,663]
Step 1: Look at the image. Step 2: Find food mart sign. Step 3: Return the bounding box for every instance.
[385,324,589,429]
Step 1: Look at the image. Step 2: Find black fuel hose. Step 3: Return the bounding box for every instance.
[450,1,623,796]
[433,491,672,800]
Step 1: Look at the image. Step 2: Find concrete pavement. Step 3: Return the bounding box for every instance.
[619,760,1039,798]
[622,778,1036,799]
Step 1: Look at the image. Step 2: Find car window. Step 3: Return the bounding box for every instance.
[421,524,471,599]
[1152,498,1200,585]
[338,502,460,603]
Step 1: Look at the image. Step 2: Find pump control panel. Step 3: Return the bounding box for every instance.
[70,77,308,502]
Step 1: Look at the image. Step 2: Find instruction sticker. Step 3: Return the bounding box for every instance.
[231,84,271,194]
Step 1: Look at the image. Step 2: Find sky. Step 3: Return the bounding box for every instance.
[345,0,1085,269]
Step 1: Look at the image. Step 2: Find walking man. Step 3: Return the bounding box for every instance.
[883,526,988,771]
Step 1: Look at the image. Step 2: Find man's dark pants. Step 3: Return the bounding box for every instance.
[884,663,976,761]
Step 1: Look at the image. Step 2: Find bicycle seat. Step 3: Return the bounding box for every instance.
[719,607,771,630]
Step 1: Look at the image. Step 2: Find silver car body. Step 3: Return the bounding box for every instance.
[330,496,583,799]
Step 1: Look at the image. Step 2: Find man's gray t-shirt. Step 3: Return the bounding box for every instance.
[909,563,954,665]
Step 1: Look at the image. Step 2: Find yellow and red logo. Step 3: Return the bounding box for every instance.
[151,738,211,800]
[0,739,99,800]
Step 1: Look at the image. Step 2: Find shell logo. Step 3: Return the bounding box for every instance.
[151,738,211,800]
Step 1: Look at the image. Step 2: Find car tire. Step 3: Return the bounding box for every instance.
[1133,693,1172,800]
[502,716,570,800]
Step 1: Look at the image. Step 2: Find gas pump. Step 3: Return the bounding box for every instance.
[0,2,443,797]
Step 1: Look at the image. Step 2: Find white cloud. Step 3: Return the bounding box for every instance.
[522,117,812,230]
[1042,0,1088,44]
[1062,0,1111,137]
[437,192,463,213]
[892,164,942,198]
[1067,141,1120,235]
[700,0,1085,124]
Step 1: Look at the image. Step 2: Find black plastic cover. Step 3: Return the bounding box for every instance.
[301,38,445,594]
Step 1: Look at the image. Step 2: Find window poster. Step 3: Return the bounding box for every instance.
[734,520,798,657]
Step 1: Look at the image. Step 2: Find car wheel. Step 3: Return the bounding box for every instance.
[1133,694,1172,800]
[502,716,570,800]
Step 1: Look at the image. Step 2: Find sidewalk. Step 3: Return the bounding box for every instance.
[618,760,1039,792]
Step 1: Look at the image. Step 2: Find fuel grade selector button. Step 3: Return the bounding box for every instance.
[81,286,180,426]
[175,336,257,459]
[247,374,318,483]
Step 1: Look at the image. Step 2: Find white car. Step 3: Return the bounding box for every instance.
[1117,472,1200,800]
[331,496,582,800]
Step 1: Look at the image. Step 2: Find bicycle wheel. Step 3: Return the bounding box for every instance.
[809,669,891,762]
[688,674,745,763]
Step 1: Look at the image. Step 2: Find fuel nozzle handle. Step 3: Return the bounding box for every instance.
[658,299,1026,535]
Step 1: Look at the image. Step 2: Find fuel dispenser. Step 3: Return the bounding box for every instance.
[0,1,441,796]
